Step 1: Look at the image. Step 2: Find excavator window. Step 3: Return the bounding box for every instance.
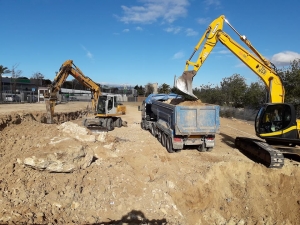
[108,98,113,111]
[257,104,293,133]
[97,97,106,114]
[114,96,117,107]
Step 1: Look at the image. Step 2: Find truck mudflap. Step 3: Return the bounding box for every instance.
[235,137,284,168]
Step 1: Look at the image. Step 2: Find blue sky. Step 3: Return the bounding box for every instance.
[1,0,300,89]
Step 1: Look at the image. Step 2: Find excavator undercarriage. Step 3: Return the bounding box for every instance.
[235,137,284,168]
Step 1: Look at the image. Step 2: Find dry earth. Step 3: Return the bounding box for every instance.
[0,101,299,225]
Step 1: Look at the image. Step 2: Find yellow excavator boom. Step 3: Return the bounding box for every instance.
[175,15,285,103]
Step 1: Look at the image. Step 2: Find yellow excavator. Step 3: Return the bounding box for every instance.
[44,60,126,131]
[175,15,300,168]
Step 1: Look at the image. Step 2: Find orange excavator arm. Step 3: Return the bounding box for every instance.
[45,60,101,123]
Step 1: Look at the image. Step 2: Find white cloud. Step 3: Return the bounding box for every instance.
[172,51,184,59]
[123,29,130,32]
[164,26,181,34]
[185,28,198,36]
[197,17,210,25]
[216,50,230,54]
[271,51,300,67]
[81,45,93,59]
[136,26,143,31]
[235,62,247,68]
[117,0,189,24]
[204,0,221,8]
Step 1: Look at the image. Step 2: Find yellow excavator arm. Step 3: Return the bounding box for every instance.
[45,60,101,123]
[176,15,285,103]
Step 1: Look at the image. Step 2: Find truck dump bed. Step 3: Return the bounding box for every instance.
[151,101,220,135]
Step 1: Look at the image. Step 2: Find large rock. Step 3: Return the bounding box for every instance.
[20,144,94,173]
[57,121,96,142]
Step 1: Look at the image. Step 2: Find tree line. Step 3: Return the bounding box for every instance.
[2,59,300,107]
[135,59,300,109]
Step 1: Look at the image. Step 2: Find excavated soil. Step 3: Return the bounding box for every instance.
[166,98,205,106]
[0,101,299,224]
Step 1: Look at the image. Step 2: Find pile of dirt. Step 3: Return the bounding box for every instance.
[0,102,299,224]
[165,98,205,106]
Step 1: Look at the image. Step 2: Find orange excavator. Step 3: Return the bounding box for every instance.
[44,60,126,131]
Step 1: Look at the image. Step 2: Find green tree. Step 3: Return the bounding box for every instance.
[220,74,247,107]
[193,84,223,105]
[134,85,145,96]
[11,64,22,93]
[0,65,11,101]
[280,59,300,104]
[145,83,154,97]
[157,83,171,94]
[243,81,266,109]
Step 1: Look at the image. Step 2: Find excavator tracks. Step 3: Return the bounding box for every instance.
[235,137,284,168]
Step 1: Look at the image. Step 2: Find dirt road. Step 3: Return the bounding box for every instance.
[0,101,299,224]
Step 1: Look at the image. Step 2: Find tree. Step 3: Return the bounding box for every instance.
[144,83,154,97]
[31,72,44,79]
[220,74,247,107]
[280,59,300,104]
[31,72,45,86]
[134,85,145,96]
[243,81,266,109]
[194,84,224,105]
[11,64,22,93]
[157,83,171,94]
[0,65,11,101]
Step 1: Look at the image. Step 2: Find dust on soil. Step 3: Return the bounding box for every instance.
[0,102,299,224]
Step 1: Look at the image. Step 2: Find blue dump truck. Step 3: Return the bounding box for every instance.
[140,93,220,153]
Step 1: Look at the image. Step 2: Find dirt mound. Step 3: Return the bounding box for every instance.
[0,102,299,224]
[165,98,205,106]
[0,110,88,131]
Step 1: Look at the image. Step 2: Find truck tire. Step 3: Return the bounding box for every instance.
[161,133,167,147]
[206,147,213,152]
[151,124,156,136]
[157,129,162,143]
[197,144,206,152]
[166,136,175,153]
[141,120,145,130]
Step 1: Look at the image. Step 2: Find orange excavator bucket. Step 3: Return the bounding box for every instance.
[175,70,198,99]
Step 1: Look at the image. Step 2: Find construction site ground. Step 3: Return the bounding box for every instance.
[0,101,299,225]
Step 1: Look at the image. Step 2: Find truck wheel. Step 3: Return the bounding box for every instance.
[106,118,114,131]
[161,133,166,147]
[151,124,156,136]
[197,144,206,152]
[166,137,175,153]
[157,130,162,143]
[206,147,213,152]
[141,120,145,130]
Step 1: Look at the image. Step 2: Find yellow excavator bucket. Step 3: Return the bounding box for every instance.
[175,70,198,99]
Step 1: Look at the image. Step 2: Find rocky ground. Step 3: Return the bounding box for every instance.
[0,101,299,225]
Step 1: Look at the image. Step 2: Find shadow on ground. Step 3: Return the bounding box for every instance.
[86,210,167,225]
